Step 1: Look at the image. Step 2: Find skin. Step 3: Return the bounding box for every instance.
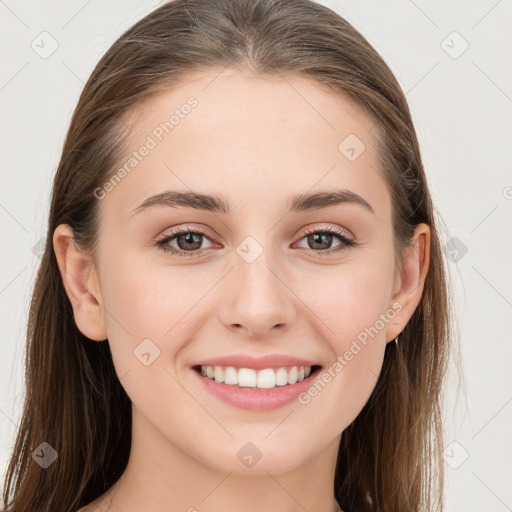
[54,67,430,512]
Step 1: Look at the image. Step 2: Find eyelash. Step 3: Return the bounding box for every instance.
[155,225,357,258]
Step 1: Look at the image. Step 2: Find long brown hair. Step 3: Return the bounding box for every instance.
[2,0,460,510]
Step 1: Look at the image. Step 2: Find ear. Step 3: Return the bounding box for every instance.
[53,224,107,342]
[385,223,430,343]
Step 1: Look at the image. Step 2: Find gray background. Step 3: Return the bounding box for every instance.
[1,0,511,509]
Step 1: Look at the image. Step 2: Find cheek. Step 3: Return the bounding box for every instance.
[301,258,395,346]
[325,262,394,411]
[97,256,198,410]
[294,260,393,415]
[100,252,200,333]
[99,254,221,368]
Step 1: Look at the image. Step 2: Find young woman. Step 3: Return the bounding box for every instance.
[2,0,457,510]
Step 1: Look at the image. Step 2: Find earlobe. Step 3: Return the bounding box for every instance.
[385,223,430,343]
[52,224,107,342]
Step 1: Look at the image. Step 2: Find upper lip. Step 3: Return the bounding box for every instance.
[192,354,320,370]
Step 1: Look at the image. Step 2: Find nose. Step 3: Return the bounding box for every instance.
[219,246,297,340]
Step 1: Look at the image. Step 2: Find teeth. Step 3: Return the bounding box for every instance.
[224,366,238,385]
[275,367,288,386]
[239,368,257,387]
[288,366,298,385]
[214,366,224,383]
[199,365,314,389]
[257,368,275,389]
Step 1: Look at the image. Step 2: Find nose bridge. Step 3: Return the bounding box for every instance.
[220,234,296,337]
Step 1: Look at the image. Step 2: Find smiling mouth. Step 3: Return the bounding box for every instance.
[192,364,322,390]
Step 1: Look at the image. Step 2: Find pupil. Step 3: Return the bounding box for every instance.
[175,232,334,251]
[178,233,202,250]
[309,233,331,250]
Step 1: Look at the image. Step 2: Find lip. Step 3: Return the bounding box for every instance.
[192,354,319,370]
[191,355,322,411]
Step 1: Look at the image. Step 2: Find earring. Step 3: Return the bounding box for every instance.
[394,334,399,345]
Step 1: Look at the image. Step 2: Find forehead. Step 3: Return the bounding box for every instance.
[101,67,389,221]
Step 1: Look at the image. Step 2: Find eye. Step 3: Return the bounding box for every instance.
[293,226,356,255]
[156,224,357,258]
[156,226,216,258]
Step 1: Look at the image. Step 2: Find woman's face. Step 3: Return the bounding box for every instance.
[77,68,425,475]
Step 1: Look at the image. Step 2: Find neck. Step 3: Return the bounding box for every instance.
[100,407,342,512]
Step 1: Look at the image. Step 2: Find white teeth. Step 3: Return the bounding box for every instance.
[214,366,224,383]
[224,366,238,385]
[288,366,298,385]
[275,367,288,386]
[199,365,314,389]
[238,368,257,387]
[256,368,275,389]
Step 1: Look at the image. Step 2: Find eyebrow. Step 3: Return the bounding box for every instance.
[131,188,375,216]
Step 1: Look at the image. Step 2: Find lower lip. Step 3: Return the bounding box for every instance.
[192,367,320,411]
